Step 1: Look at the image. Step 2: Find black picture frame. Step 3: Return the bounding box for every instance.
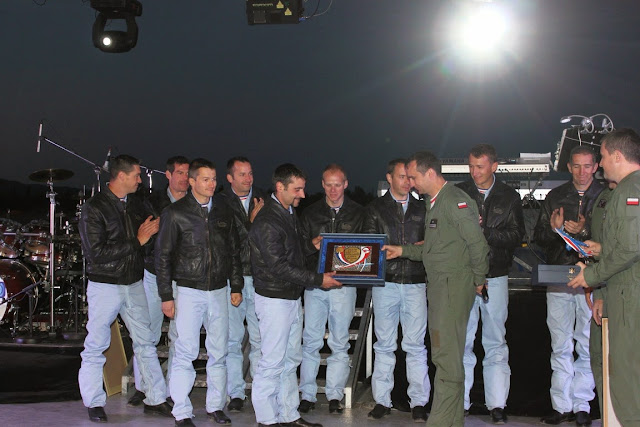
[317,233,388,286]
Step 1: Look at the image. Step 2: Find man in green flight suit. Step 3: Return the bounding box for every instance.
[583,179,615,415]
[384,150,489,427]
[569,128,640,426]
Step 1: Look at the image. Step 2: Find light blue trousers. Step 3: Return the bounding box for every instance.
[299,286,357,402]
[463,275,511,410]
[79,280,166,408]
[170,286,228,421]
[546,286,595,413]
[371,282,430,408]
[252,294,303,425]
[133,269,177,397]
[227,276,261,400]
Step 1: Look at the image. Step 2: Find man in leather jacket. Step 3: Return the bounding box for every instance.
[78,155,172,423]
[362,159,430,422]
[249,163,342,427]
[129,155,189,407]
[213,156,266,413]
[155,158,242,426]
[297,164,365,415]
[534,146,603,426]
[455,144,525,423]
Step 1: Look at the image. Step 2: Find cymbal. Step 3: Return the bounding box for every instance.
[29,168,74,183]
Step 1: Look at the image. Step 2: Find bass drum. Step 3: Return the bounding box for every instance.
[0,259,38,323]
[0,218,22,259]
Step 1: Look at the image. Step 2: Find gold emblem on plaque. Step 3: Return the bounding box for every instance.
[343,246,361,263]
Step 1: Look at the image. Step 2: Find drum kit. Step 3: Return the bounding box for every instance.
[0,168,86,339]
[1,122,166,340]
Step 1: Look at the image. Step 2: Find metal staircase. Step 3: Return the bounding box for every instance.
[121,288,374,408]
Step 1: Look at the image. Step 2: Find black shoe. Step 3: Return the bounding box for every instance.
[575,411,592,426]
[328,400,344,414]
[464,409,470,417]
[144,401,173,417]
[412,405,428,422]
[127,390,146,407]
[227,397,244,412]
[208,410,231,424]
[88,407,107,423]
[280,418,322,427]
[541,410,576,424]
[490,408,507,424]
[175,418,196,426]
[368,404,391,419]
[298,399,315,414]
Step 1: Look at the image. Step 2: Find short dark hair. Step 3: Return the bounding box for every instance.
[569,145,597,164]
[109,154,139,180]
[166,156,189,173]
[469,144,498,164]
[602,128,640,165]
[386,158,407,176]
[189,158,216,180]
[226,156,251,176]
[408,151,442,176]
[322,163,348,181]
[272,163,307,188]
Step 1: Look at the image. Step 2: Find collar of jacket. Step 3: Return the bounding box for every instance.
[183,189,213,217]
[102,185,128,209]
[265,196,295,218]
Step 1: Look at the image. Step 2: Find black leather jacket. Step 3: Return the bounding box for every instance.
[362,192,426,283]
[249,197,323,300]
[456,179,525,277]
[300,196,365,269]
[534,179,604,265]
[143,187,173,274]
[214,186,267,276]
[155,191,243,301]
[79,187,146,285]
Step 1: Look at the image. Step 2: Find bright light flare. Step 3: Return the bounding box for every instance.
[447,2,513,64]
[102,36,112,46]
[459,8,506,51]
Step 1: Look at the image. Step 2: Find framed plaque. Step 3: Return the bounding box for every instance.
[317,233,387,286]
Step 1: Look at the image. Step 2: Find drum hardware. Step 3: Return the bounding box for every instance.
[0,259,41,339]
[0,219,23,259]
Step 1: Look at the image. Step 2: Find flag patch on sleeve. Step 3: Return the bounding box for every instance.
[457,202,468,209]
[627,197,639,205]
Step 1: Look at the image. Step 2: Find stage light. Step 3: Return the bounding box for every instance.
[559,113,615,134]
[446,0,513,64]
[90,0,142,53]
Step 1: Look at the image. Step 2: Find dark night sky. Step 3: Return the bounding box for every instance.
[3,1,640,194]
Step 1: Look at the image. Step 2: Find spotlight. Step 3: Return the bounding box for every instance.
[559,113,615,134]
[90,0,142,53]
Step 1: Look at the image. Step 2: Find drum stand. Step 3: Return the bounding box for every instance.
[46,179,58,338]
[6,281,41,343]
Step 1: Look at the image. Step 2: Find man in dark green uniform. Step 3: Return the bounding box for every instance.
[384,150,489,427]
[569,128,640,426]
[584,180,615,415]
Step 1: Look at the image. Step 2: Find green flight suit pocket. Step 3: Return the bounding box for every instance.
[617,216,639,252]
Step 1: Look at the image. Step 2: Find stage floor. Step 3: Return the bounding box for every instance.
[2,387,602,427]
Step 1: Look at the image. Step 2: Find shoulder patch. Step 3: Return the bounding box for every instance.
[457,202,468,209]
[627,197,639,206]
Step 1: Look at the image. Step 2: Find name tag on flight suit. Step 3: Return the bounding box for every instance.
[429,219,438,228]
